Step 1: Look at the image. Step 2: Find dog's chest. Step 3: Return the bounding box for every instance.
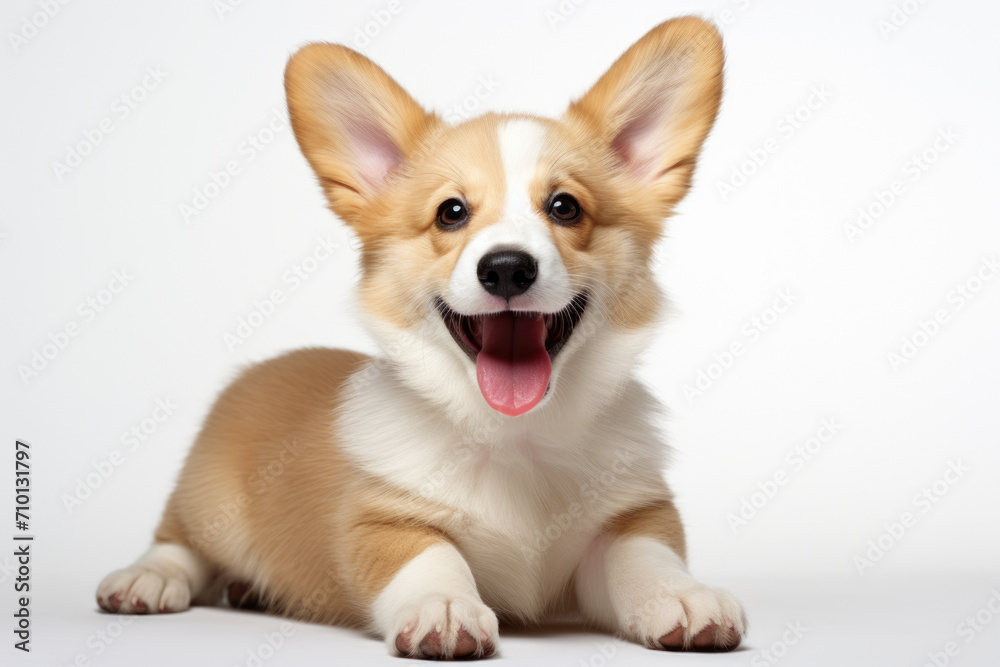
[336,369,667,618]
[440,454,611,620]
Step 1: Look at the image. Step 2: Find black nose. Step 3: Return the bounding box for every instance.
[477,249,538,300]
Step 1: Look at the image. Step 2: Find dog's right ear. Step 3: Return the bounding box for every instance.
[285,44,439,229]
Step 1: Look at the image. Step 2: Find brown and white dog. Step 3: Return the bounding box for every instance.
[97,16,746,659]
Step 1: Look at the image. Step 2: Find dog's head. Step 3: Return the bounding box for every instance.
[285,17,723,420]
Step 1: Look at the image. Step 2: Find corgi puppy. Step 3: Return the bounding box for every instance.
[97,16,746,659]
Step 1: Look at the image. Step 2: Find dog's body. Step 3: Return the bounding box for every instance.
[98,17,746,658]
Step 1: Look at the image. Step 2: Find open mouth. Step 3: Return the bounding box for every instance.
[436,294,588,417]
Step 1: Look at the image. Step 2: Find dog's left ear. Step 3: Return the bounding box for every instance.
[565,17,724,213]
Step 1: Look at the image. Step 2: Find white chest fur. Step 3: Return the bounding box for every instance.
[335,360,669,620]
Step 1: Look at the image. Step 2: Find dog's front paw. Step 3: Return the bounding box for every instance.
[388,594,498,660]
[97,565,191,614]
[623,582,746,652]
[372,543,499,659]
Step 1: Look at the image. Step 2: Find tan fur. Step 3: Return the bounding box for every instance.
[103,16,734,655]
[605,496,688,563]
[153,348,473,625]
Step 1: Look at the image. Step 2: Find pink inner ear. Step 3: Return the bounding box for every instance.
[610,81,678,182]
[611,112,660,180]
[346,118,403,192]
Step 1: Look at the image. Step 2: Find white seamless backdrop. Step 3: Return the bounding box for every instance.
[2,1,999,666]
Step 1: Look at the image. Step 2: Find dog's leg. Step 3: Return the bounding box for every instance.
[96,542,214,614]
[575,500,746,651]
[351,524,498,659]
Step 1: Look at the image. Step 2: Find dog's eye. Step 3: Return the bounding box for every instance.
[547,193,582,225]
[436,198,469,229]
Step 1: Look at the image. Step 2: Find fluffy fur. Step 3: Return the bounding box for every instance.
[97,16,746,658]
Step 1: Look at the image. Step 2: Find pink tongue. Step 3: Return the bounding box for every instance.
[476,313,551,416]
